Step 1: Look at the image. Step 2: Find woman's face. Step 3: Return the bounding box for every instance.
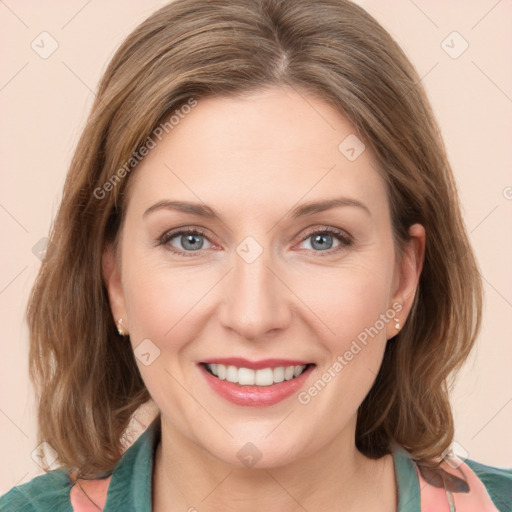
[104,86,424,468]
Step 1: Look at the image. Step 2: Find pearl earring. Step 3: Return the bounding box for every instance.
[394,317,400,330]
[117,318,126,336]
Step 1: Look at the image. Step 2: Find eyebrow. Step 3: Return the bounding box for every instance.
[143,197,371,220]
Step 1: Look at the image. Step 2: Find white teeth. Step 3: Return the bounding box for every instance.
[255,368,274,386]
[273,366,285,383]
[216,364,226,380]
[226,365,238,383]
[293,365,303,377]
[205,363,308,386]
[238,367,255,385]
[284,366,294,380]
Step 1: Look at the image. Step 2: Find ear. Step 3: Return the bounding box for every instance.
[102,242,128,334]
[386,223,425,340]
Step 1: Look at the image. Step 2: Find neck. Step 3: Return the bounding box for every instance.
[152,415,397,512]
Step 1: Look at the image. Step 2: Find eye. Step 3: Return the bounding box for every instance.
[297,227,353,255]
[158,228,213,256]
[157,226,353,257]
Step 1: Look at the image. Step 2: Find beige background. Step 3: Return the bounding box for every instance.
[1,0,511,494]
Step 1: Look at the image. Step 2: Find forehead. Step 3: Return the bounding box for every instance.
[124,87,388,219]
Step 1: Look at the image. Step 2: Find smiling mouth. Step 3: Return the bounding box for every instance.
[201,362,315,387]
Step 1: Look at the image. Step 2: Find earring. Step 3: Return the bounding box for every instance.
[394,317,400,330]
[117,318,126,336]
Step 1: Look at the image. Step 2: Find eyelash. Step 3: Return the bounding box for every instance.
[157,226,353,258]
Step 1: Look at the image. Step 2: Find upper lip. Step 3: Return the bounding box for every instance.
[200,357,313,370]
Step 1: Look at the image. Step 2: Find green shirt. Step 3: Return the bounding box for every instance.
[1,418,511,511]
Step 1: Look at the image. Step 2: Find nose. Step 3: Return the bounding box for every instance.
[218,246,292,341]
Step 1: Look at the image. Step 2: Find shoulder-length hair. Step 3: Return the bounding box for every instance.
[27,0,482,478]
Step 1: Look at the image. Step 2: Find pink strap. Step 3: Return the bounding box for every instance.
[416,455,499,511]
[70,473,112,511]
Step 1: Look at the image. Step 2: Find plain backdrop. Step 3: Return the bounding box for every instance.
[1,0,511,494]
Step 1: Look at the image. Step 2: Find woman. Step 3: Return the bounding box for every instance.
[1,0,511,510]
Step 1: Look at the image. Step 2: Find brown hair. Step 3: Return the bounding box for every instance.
[27,0,482,477]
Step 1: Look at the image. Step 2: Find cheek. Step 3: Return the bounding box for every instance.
[121,244,224,370]
[294,258,394,405]
[121,258,209,411]
[296,270,392,431]
[293,260,393,347]
[341,272,392,343]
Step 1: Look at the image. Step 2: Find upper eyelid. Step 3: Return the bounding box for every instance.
[300,225,352,240]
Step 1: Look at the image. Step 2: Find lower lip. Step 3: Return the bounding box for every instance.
[198,364,315,407]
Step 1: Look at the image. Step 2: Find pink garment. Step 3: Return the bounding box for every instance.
[70,474,111,511]
[416,455,499,511]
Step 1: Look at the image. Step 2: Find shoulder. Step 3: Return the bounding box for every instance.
[0,418,160,512]
[393,444,512,512]
[415,453,512,512]
[465,458,512,512]
[0,469,73,512]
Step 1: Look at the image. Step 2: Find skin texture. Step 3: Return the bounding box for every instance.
[102,86,425,512]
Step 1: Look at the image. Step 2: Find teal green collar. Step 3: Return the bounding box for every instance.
[392,444,421,511]
[105,418,421,511]
[104,417,161,511]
